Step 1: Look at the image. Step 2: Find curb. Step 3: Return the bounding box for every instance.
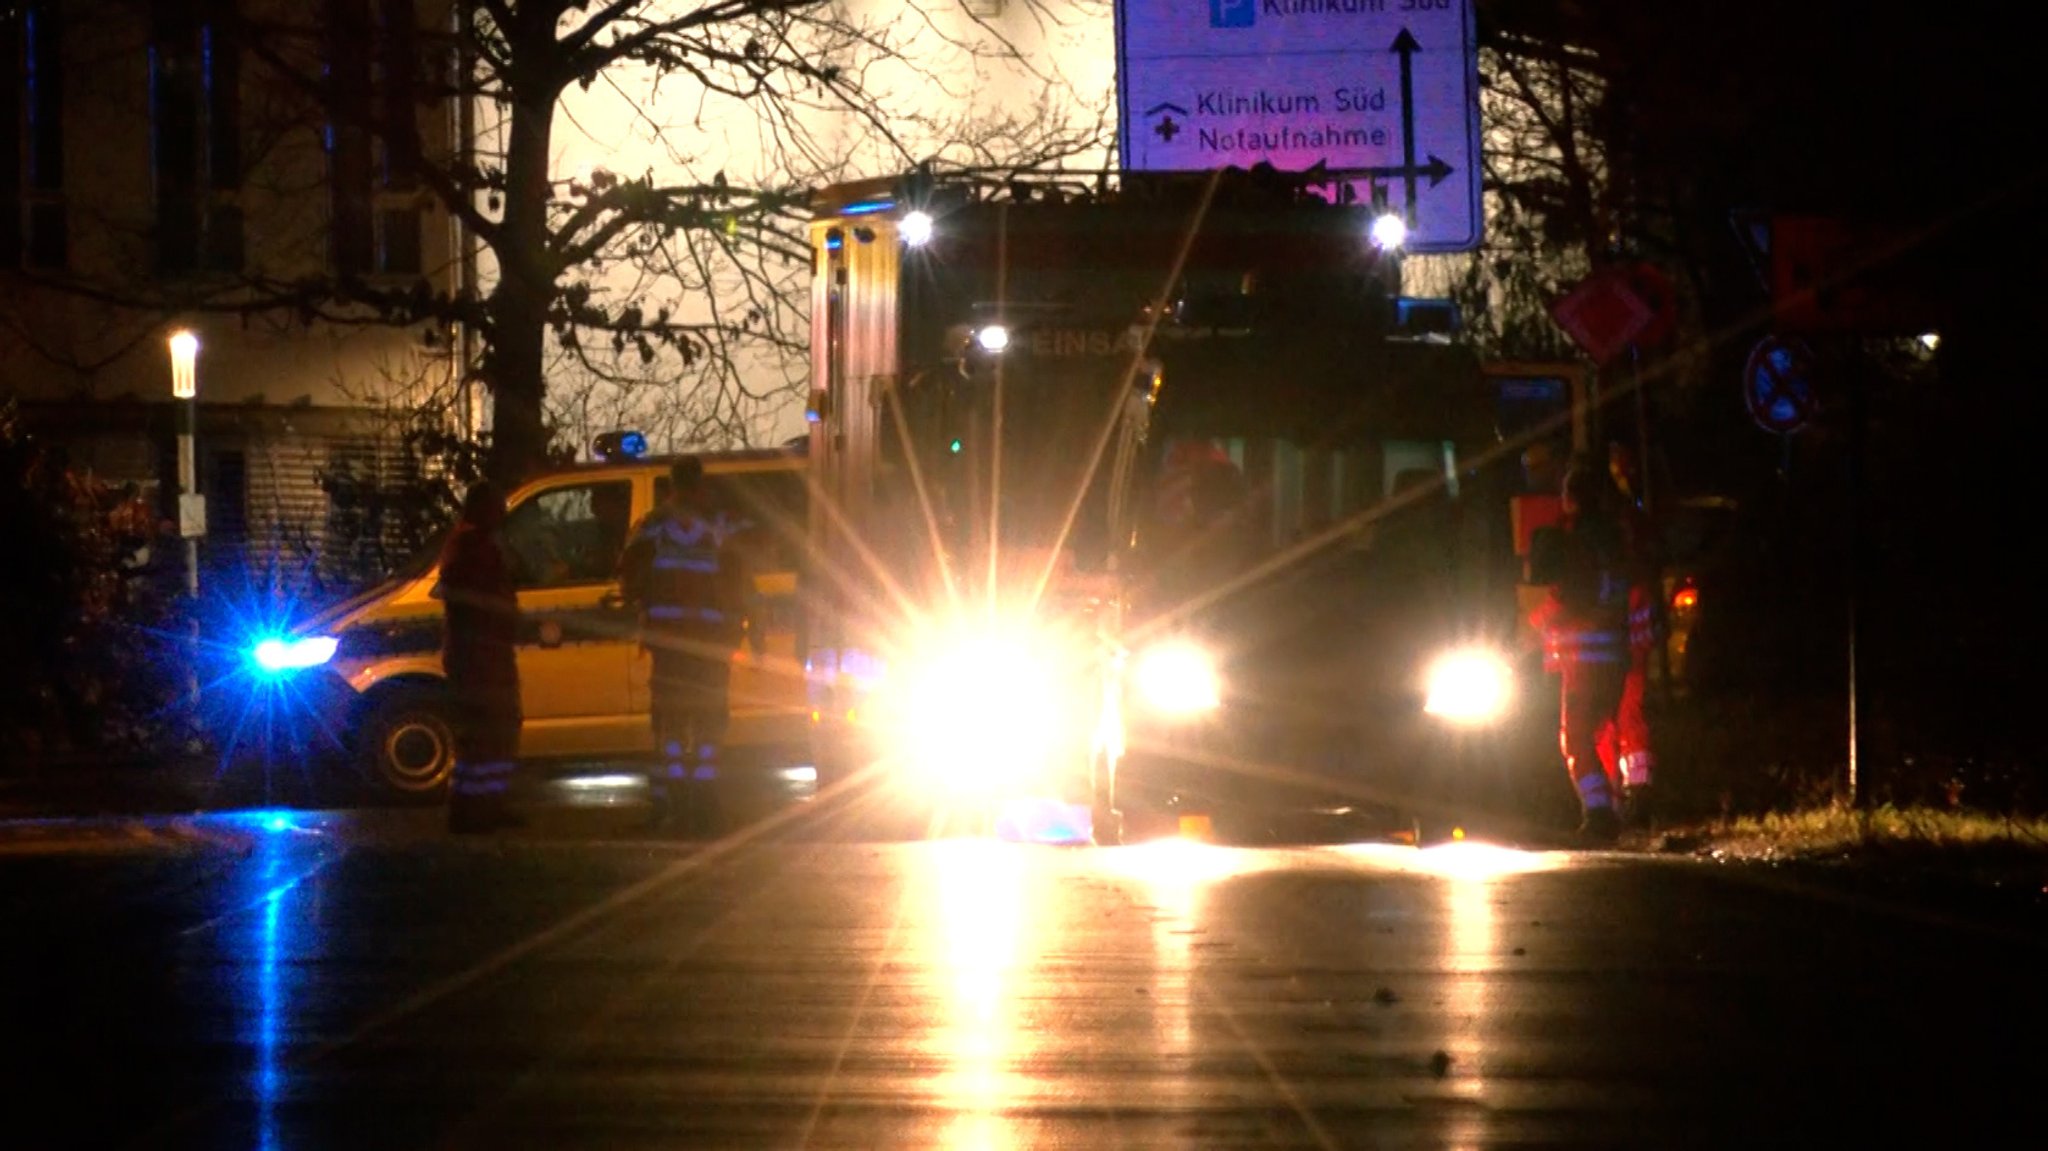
[0,758,261,820]
[0,815,257,857]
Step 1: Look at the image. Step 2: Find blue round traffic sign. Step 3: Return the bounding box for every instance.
[1744,336,1819,435]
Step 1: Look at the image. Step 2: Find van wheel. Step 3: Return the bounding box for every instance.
[359,685,458,797]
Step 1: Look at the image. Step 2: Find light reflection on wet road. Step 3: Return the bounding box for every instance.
[3,803,2046,1149]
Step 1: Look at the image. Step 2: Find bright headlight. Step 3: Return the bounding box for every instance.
[895,628,1072,786]
[907,633,1059,729]
[1134,642,1222,716]
[251,635,339,674]
[1423,647,1514,726]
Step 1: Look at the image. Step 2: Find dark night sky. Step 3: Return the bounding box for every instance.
[1485,2,2038,222]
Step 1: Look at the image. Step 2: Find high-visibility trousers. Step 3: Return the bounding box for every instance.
[1599,658,1655,790]
[1558,645,1628,815]
[650,649,731,785]
[449,684,521,829]
[1599,587,1659,789]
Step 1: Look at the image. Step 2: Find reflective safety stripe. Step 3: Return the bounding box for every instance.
[646,604,727,622]
[1551,628,1628,647]
[452,760,516,796]
[452,757,516,794]
[1628,605,1659,647]
[665,743,719,781]
[1577,772,1614,810]
[636,511,731,632]
[1547,626,1628,666]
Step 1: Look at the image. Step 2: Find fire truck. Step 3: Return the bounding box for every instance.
[803,167,1576,844]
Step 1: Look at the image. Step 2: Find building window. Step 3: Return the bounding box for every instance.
[328,0,422,279]
[204,448,250,567]
[151,0,243,275]
[2,3,67,269]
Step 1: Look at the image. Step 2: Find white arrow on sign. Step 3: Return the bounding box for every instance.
[1115,0,1483,253]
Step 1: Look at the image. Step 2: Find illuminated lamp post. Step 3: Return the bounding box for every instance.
[1369,211,1408,252]
[168,329,202,598]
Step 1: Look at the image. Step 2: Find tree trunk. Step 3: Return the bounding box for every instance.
[485,301,548,486]
[483,79,560,486]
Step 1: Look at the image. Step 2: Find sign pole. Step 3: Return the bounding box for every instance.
[1845,358,1867,809]
[179,398,199,598]
[1630,343,1653,516]
[168,329,205,754]
[1629,343,1674,705]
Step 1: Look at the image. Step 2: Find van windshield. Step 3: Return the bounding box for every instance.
[390,527,452,585]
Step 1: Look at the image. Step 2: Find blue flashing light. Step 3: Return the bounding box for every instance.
[948,438,963,454]
[1395,296,1460,335]
[252,636,338,674]
[996,798,1094,845]
[222,808,311,834]
[839,198,896,217]
[592,430,648,461]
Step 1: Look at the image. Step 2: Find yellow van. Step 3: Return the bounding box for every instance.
[250,446,810,795]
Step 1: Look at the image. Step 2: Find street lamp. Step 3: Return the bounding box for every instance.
[168,329,202,597]
[1369,212,1408,251]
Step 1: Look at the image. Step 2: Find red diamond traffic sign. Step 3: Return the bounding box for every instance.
[1550,266,1654,366]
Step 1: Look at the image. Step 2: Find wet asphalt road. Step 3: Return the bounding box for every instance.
[4,778,2048,1150]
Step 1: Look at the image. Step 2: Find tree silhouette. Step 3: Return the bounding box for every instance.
[9,0,1112,482]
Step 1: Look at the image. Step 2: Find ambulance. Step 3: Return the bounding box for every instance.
[800,167,1569,843]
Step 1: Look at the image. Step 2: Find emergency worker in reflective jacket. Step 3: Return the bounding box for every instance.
[618,457,757,834]
[1529,460,1630,844]
[437,482,524,834]
[1605,441,1662,826]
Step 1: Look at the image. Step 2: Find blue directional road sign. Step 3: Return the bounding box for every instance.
[1116,0,1482,253]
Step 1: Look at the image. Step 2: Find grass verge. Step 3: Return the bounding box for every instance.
[1666,804,2048,867]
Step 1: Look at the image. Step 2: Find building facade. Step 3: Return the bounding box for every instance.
[1,0,474,590]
